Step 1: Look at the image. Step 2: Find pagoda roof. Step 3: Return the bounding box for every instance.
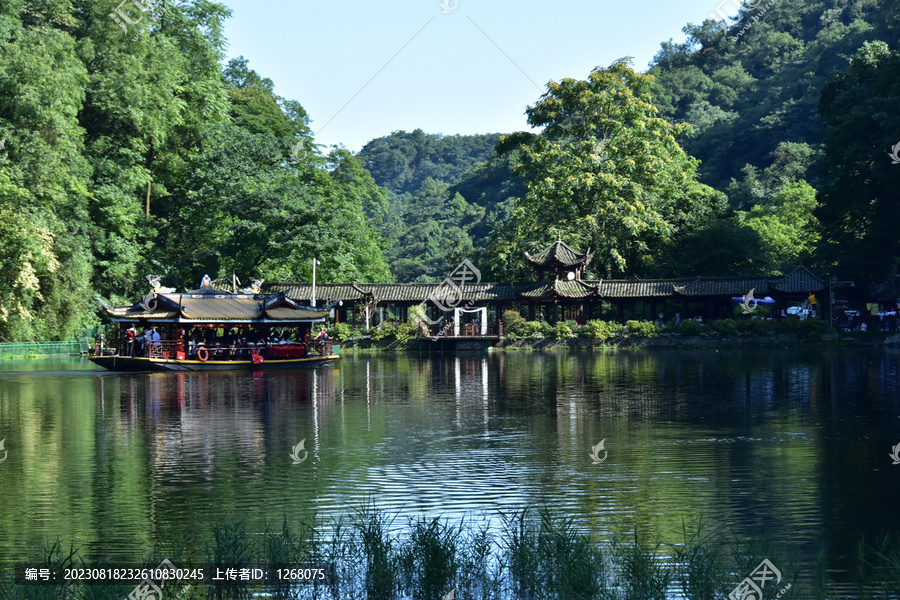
[515,280,598,300]
[524,240,594,269]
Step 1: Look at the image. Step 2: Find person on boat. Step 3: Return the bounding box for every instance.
[143,328,153,357]
[126,326,136,357]
[187,329,200,355]
[315,328,330,345]
[151,327,161,356]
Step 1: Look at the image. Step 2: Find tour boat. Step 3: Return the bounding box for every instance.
[90,275,340,372]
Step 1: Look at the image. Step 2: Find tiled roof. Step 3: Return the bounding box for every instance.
[264,282,516,303]
[524,240,594,268]
[515,280,598,299]
[178,296,260,320]
[256,266,829,304]
[103,305,179,319]
[595,279,686,298]
[673,278,770,297]
[769,267,828,293]
[101,293,331,322]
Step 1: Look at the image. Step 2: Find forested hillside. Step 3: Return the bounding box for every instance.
[649,0,899,193]
[643,0,899,282]
[0,0,390,341]
[1,0,897,341]
[357,131,523,282]
[357,130,501,199]
[357,0,898,284]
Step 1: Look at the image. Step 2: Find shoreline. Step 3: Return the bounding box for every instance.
[333,331,900,352]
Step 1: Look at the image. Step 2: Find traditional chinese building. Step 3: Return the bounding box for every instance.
[255,240,830,335]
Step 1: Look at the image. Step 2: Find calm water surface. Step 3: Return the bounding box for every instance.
[1,348,898,585]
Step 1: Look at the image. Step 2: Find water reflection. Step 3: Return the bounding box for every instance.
[0,350,898,582]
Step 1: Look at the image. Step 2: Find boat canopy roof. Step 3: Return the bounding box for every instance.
[98,274,337,324]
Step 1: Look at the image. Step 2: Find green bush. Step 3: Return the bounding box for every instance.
[408,304,428,326]
[679,319,702,336]
[798,318,825,340]
[554,321,574,340]
[394,322,415,345]
[502,310,527,335]
[371,322,395,341]
[625,320,658,338]
[777,316,801,335]
[583,319,621,341]
[713,318,737,337]
[733,304,773,319]
[750,318,775,335]
[329,322,354,342]
[523,320,552,338]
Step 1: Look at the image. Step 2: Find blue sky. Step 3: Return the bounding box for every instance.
[220,0,721,152]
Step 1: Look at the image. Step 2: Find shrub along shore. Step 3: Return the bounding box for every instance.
[325,310,892,351]
[4,507,900,599]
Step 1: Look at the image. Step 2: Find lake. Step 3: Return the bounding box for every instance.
[0,347,898,595]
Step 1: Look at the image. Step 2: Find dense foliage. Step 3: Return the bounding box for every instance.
[644,0,898,279]
[357,129,502,199]
[358,130,522,282]
[816,40,900,283]
[0,0,389,340]
[1,0,897,340]
[489,60,726,279]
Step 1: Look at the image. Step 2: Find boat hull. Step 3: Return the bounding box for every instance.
[89,355,338,372]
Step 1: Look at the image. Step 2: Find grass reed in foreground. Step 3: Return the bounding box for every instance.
[2,509,900,599]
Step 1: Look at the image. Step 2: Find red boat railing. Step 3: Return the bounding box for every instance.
[126,339,335,360]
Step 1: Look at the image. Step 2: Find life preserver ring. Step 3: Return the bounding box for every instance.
[197,347,209,362]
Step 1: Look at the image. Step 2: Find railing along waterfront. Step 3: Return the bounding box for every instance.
[0,339,91,359]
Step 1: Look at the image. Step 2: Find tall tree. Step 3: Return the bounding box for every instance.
[489,60,720,279]
[816,40,900,282]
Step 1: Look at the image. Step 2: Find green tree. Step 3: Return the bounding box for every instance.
[382,179,481,282]
[817,40,900,282]
[0,15,95,338]
[490,59,712,278]
[657,217,765,276]
[357,129,501,198]
[739,180,819,273]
